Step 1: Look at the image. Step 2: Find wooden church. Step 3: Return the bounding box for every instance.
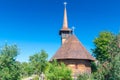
[51,2,95,77]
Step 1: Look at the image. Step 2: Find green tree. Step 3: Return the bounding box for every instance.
[0,44,21,80]
[45,60,72,80]
[29,50,48,75]
[77,32,120,80]
[21,62,34,78]
[106,33,120,80]
[92,31,114,62]
[92,33,120,80]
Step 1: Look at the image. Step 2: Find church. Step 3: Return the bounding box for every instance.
[51,2,95,77]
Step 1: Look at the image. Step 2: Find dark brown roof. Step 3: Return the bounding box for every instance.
[51,35,95,61]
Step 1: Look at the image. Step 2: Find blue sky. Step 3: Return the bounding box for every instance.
[0,0,119,62]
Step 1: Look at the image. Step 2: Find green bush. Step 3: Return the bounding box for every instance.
[77,74,94,80]
[45,60,72,80]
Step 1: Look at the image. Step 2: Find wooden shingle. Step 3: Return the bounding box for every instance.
[51,35,95,61]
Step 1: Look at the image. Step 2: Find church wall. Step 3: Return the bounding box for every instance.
[57,59,92,76]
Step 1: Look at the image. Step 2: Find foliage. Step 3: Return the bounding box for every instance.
[78,32,120,80]
[77,74,94,80]
[0,44,21,80]
[29,50,48,75]
[45,60,72,80]
[91,62,97,73]
[92,33,120,80]
[21,62,34,78]
[106,33,120,80]
[92,62,107,80]
[92,31,114,62]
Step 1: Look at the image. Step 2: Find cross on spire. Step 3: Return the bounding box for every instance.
[72,26,75,34]
[64,2,67,8]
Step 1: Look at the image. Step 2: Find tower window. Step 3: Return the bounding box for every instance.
[62,34,66,38]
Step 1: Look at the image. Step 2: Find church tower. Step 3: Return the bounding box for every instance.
[59,2,72,44]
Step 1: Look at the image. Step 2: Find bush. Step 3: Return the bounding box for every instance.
[77,74,94,80]
[45,60,72,80]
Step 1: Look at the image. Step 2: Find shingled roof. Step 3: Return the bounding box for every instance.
[51,35,95,61]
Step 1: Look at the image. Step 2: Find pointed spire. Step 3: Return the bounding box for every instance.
[62,2,68,29]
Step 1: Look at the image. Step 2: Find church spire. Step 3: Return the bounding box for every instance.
[62,2,68,29]
[59,2,72,45]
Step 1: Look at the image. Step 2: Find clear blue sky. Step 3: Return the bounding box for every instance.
[0,0,119,62]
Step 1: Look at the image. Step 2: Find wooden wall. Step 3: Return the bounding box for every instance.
[57,59,92,77]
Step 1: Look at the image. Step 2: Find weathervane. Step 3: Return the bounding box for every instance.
[64,2,67,8]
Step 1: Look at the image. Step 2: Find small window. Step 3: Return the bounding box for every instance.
[62,34,66,38]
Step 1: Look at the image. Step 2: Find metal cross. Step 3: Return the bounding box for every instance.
[64,2,67,8]
[72,26,75,34]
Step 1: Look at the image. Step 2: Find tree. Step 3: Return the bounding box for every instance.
[106,33,120,80]
[21,62,34,78]
[92,33,120,80]
[29,50,48,75]
[77,32,120,80]
[45,60,72,80]
[0,44,21,80]
[92,31,114,62]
